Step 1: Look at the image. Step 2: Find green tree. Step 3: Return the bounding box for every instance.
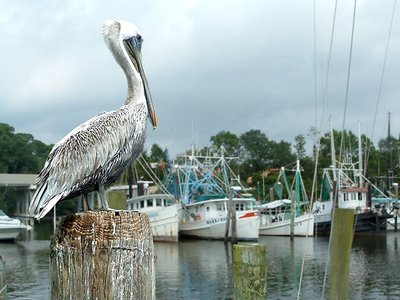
[0,123,52,174]
[0,123,53,213]
[149,143,168,163]
[270,140,296,167]
[210,130,241,156]
[373,135,400,191]
[239,129,271,176]
[294,134,306,159]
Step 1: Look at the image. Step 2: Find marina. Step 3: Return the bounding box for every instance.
[1,223,399,299]
[1,1,399,299]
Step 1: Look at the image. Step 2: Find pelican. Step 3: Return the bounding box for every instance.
[29,20,157,220]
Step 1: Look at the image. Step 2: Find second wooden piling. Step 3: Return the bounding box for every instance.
[329,208,354,300]
[233,244,267,299]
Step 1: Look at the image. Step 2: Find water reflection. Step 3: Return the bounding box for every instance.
[1,224,399,299]
[1,241,50,299]
[350,234,400,299]
[155,240,233,299]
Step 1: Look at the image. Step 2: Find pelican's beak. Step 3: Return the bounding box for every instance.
[124,36,158,130]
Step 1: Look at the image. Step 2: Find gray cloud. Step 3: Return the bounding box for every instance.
[1,0,399,158]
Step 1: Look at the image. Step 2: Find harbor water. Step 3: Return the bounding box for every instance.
[1,221,399,299]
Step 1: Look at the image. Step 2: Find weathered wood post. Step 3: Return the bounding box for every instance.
[230,188,238,244]
[225,187,238,243]
[290,190,296,239]
[0,255,7,299]
[50,211,154,299]
[225,189,232,243]
[329,208,354,300]
[233,244,267,299]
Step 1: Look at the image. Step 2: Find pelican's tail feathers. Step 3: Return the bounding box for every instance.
[29,182,48,217]
[35,194,63,220]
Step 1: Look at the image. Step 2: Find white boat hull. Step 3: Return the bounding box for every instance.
[126,195,180,242]
[146,205,180,242]
[0,226,25,240]
[0,217,30,241]
[259,213,314,236]
[180,210,259,241]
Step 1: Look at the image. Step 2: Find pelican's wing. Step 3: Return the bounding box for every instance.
[29,105,143,217]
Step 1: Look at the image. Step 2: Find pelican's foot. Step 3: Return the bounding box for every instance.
[99,207,116,211]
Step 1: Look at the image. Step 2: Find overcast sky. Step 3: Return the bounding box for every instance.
[1,1,399,158]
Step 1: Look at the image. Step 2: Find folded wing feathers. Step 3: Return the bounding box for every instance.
[29,105,143,218]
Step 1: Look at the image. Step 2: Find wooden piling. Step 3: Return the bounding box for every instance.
[225,187,238,243]
[329,208,354,300]
[290,190,296,239]
[50,210,154,299]
[224,189,232,243]
[0,255,7,299]
[233,244,267,300]
[230,188,238,244]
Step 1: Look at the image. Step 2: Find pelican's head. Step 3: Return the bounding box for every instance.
[103,20,158,130]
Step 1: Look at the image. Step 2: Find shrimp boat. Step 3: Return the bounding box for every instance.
[258,160,314,236]
[170,147,259,241]
[126,190,180,242]
[312,129,388,235]
[126,158,181,242]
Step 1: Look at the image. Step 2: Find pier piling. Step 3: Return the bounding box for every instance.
[329,208,354,300]
[233,244,267,299]
[50,210,154,299]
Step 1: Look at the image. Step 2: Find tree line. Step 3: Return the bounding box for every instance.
[1,122,399,214]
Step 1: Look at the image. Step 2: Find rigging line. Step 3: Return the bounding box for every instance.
[298,3,319,297]
[137,154,172,196]
[318,0,337,137]
[311,0,338,204]
[339,0,358,162]
[313,0,318,131]
[365,0,397,174]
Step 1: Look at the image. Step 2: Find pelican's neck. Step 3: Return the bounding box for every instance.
[124,62,145,106]
[109,40,145,106]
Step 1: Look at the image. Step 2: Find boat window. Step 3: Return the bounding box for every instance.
[135,203,139,210]
[235,203,244,211]
[140,200,145,208]
[206,206,210,212]
[156,199,162,206]
[163,199,167,206]
[350,193,354,201]
[216,203,223,211]
[147,199,154,207]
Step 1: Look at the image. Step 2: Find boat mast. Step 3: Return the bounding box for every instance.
[330,119,337,182]
[358,121,363,188]
[295,160,301,217]
[330,119,339,208]
[387,112,393,192]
